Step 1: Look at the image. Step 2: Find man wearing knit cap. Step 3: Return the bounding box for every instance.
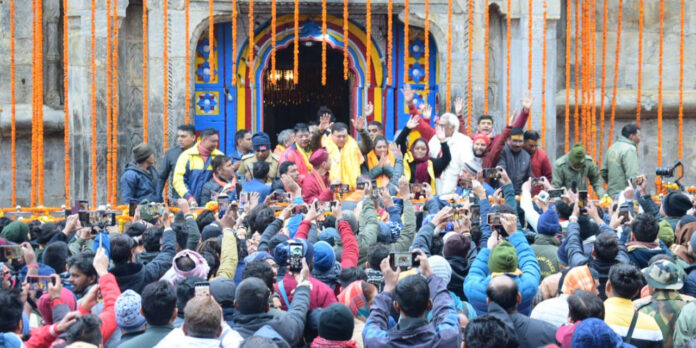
[120,142,162,204]
[114,290,147,345]
[301,147,337,203]
[312,303,358,347]
[1,221,29,244]
[552,143,605,196]
[236,131,279,184]
[531,207,562,279]
[660,191,694,230]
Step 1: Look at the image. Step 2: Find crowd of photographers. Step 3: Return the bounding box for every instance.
[0,86,696,348]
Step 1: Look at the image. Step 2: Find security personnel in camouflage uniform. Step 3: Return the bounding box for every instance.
[551,143,606,196]
[236,132,279,185]
[634,259,693,348]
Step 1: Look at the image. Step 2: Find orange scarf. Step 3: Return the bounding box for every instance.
[310,169,329,193]
[366,150,395,188]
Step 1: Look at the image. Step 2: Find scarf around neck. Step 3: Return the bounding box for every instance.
[410,139,431,184]
[322,134,363,188]
[198,143,213,162]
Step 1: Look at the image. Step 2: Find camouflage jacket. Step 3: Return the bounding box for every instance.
[635,290,692,348]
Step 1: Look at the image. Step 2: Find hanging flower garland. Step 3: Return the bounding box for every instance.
[10,0,17,206]
[484,0,490,114]
[656,0,663,166]
[541,0,548,144]
[564,0,571,152]
[679,0,684,158]
[91,0,97,205]
[366,0,372,87]
[111,0,119,205]
[272,0,277,84]
[445,0,452,107]
[580,0,587,149]
[505,0,511,124]
[636,0,643,126]
[106,0,113,203]
[248,0,254,73]
[598,0,608,163]
[403,0,409,83]
[185,0,191,122]
[608,0,623,148]
[143,0,149,142]
[232,0,238,84]
[573,0,579,143]
[37,0,45,205]
[466,0,473,127]
[423,0,429,97]
[294,0,299,84]
[591,0,598,160]
[31,0,37,206]
[343,0,348,80]
[527,0,533,129]
[388,0,393,86]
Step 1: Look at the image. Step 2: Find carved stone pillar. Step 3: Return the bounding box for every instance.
[44,0,61,108]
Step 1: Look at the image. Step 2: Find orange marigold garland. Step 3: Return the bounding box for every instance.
[484,0,490,114]
[636,0,643,126]
[505,0,511,124]
[388,0,393,86]
[608,0,623,148]
[366,0,372,87]
[10,0,17,205]
[656,0,663,166]
[185,0,191,122]
[423,0,429,96]
[564,0,571,152]
[272,0,277,84]
[31,0,36,206]
[527,0,533,129]
[143,0,149,142]
[106,0,113,203]
[445,0,452,106]
[466,0,473,127]
[403,0,409,83]
[248,0,254,73]
[679,0,684,158]
[90,0,97,205]
[573,0,579,143]
[37,0,45,206]
[343,0,348,80]
[598,0,608,163]
[541,0,548,144]
[294,0,299,84]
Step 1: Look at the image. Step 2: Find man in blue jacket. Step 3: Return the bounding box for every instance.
[464,204,541,315]
[362,250,461,348]
[121,143,161,204]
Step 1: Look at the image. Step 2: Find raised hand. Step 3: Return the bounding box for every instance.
[422,104,433,121]
[406,115,420,130]
[454,97,464,115]
[365,102,374,117]
[351,115,365,132]
[319,113,334,132]
[521,90,534,111]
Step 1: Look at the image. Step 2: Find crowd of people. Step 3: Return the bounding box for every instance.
[1,84,696,348]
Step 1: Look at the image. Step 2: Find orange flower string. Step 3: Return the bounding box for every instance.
[106,0,113,203]
[185,0,191,122]
[37,0,44,206]
[163,0,169,156]
[484,0,490,114]
[636,0,643,126]
[10,0,17,205]
[505,0,511,124]
[564,0,571,152]
[404,0,409,83]
[31,0,36,206]
[679,0,684,158]
[343,0,348,80]
[143,0,149,142]
[445,0,452,106]
[271,0,277,85]
[656,0,663,166]
[466,0,473,127]
[294,0,299,84]
[91,0,97,205]
[232,0,237,84]
[388,0,393,86]
[248,0,254,73]
[541,0,548,144]
[366,0,372,87]
[423,0,429,97]
[608,0,623,148]
[598,0,608,163]
[573,0,579,143]
[527,0,533,129]
[591,0,598,160]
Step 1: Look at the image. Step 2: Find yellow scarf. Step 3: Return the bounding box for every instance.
[273,145,286,158]
[322,134,364,188]
[366,150,395,188]
[296,144,313,171]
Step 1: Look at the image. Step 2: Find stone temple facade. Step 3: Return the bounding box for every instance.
[0,0,695,206]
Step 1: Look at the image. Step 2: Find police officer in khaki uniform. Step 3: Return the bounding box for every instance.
[236,132,279,184]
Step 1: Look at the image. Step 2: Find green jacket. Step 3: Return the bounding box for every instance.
[118,325,174,348]
[530,234,561,280]
[552,154,605,196]
[389,200,417,252]
[358,199,380,267]
[674,300,696,348]
[600,136,639,197]
[636,290,689,348]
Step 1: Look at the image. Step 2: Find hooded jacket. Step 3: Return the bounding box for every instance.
[600,136,639,197]
[111,228,177,293]
[531,234,561,280]
[627,240,672,269]
[487,301,557,348]
[120,162,161,204]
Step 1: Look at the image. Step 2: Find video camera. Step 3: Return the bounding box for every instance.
[656,161,684,190]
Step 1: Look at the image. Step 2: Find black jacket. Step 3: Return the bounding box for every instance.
[110,228,177,293]
[487,301,557,348]
[158,146,185,200]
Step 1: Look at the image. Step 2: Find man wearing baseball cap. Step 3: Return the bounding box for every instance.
[236,132,279,184]
[635,259,690,348]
